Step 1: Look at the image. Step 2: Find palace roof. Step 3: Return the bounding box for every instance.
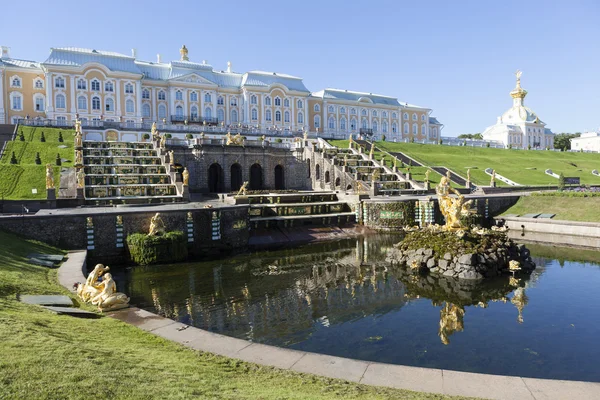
[0,58,41,69]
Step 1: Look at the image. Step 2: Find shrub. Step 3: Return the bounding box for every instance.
[508,144,512,149]
[275,138,283,143]
[55,153,61,166]
[18,131,25,141]
[58,132,64,142]
[410,136,415,143]
[382,134,386,142]
[126,231,187,265]
[40,132,46,142]
[10,151,18,165]
[165,133,172,139]
[438,138,443,145]
[34,153,41,165]
[186,133,193,139]
[486,142,490,148]
[558,173,565,191]
[142,133,150,140]
[527,144,531,150]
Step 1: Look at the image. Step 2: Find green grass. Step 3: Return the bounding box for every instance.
[501,196,600,222]
[330,140,600,187]
[0,126,74,199]
[0,230,471,400]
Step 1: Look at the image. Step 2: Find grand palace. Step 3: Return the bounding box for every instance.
[0,44,442,141]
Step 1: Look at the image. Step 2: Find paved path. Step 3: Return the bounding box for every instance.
[57,251,600,400]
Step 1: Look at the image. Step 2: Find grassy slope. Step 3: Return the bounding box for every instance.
[0,126,74,199]
[0,230,469,400]
[330,140,600,187]
[501,196,600,222]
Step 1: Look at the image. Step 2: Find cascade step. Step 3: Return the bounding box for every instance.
[250,212,355,222]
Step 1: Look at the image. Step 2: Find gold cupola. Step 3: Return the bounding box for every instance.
[510,69,528,100]
[180,45,189,61]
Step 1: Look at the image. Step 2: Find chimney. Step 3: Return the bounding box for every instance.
[1,46,10,59]
[131,48,137,58]
[227,61,232,73]
[157,53,162,63]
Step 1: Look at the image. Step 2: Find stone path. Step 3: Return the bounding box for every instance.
[57,250,600,400]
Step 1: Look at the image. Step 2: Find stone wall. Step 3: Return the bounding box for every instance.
[305,146,357,192]
[0,206,249,265]
[173,144,311,193]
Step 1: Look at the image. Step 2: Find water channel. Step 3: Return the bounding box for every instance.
[120,235,600,382]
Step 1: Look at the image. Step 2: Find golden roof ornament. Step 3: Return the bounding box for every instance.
[510,69,528,100]
[180,45,189,61]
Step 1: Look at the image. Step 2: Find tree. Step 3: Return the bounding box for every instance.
[553,132,581,151]
[457,133,482,140]
[558,173,565,191]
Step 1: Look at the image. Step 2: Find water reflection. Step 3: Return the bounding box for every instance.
[125,234,538,347]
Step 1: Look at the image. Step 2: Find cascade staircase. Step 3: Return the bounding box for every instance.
[230,192,356,229]
[82,141,182,204]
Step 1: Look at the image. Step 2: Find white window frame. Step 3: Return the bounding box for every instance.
[34,78,44,89]
[55,76,65,89]
[77,79,86,90]
[55,94,66,109]
[251,108,258,120]
[105,81,114,92]
[10,76,22,88]
[297,99,303,109]
[78,96,87,110]
[190,91,198,102]
[105,98,115,112]
[142,88,150,99]
[125,83,134,94]
[125,99,135,113]
[251,95,257,105]
[142,103,151,117]
[297,111,304,124]
[91,80,100,91]
[314,104,320,112]
[92,96,101,110]
[274,97,281,107]
[158,90,166,100]
[175,90,183,101]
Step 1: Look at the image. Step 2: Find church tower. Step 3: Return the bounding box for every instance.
[510,70,527,108]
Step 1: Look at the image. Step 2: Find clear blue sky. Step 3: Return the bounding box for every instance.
[2,0,599,136]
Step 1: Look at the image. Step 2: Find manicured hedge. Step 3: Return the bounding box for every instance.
[126,231,187,265]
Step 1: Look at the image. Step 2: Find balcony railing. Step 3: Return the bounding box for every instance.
[170,115,219,125]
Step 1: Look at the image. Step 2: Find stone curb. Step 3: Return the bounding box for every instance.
[58,252,600,400]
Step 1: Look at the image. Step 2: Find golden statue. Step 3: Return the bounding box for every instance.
[180,44,189,61]
[86,217,93,228]
[225,132,233,145]
[77,263,110,303]
[148,212,166,236]
[393,157,397,169]
[348,134,353,148]
[74,119,83,148]
[511,287,528,324]
[303,131,308,141]
[160,133,167,149]
[151,122,159,140]
[467,168,471,182]
[435,176,474,231]
[75,149,83,166]
[438,303,465,345]
[168,150,175,165]
[425,169,430,182]
[187,211,193,221]
[182,167,189,186]
[372,168,381,182]
[116,215,123,225]
[490,169,496,186]
[76,167,85,188]
[236,181,249,196]
[446,169,451,182]
[75,118,82,135]
[90,273,130,312]
[45,164,54,189]
[369,145,374,160]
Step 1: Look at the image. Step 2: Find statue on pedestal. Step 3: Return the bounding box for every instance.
[45,164,54,189]
[160,133,167,149]
[77,263,110,303]
[348,134,353,149]
[76,168,85,188]
[425,169,430,182]
[89,272,130,312]
[236,181,248,196]
[182,167,189,186]
[168,150,175,165]
[467,168,471,183]
[74,119,83,148]
[148,212,166,236]
[75,149,83,166]
[151,122,159,140]
[490,169,496,186]
[435,176,474,231]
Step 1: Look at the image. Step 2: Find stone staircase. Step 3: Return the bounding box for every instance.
[82,141,181,204]
[230,192,356,229]
[431,166,467,186]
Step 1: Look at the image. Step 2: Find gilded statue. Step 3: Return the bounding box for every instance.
[116,215,123,226]
[303,131,308,141]
[467,168,471,182]
[446,170,451,181]
[89,272,130,312]
[148,212,166,236]
[435,176,474,231]
[490,169,496,186]
[75,149,83,166]
[160,133,167,149]
[86,217,93,228]
[438,303,465,345]
[75,118,82,135]
[45,164,54,189]
[77,263,110,303]
[236,181,249,196]
[425,169,430,182]
[348,134,353,148]
[369,145,374,160]
[182,167,189,186]
[76,168,85,188]
[168,150,175,165]
[151,122,159,140]
[74,119,83,148]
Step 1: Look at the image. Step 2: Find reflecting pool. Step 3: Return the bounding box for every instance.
[121,235,600,382]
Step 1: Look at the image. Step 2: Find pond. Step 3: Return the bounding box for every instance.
[120,235,600,382]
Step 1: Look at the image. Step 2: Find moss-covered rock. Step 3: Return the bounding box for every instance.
[126,231,187,265]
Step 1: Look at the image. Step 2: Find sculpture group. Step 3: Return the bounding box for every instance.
[435,176,474,231]
[76,264,130,312]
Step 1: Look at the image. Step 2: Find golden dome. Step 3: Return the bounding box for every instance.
[510,69,527,99]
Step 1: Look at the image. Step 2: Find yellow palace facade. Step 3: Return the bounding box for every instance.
[0,45,442,140]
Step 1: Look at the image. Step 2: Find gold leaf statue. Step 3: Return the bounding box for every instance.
[182,167,189,186]
[148,212,166,236]
[45,164,55,189]
[76,264,130,312]
[435,176,474,231]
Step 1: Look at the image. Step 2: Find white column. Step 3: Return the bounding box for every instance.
[45,73,53,116]
[290,96,295,129]
[136,80,142,122]
[169,87,176,118]
[115,79,121,116]
[183,88,188,117]
[199,89,204,119]
[225,94,230,125]
[69,76,76,116]
[0,70,5,123]
[243,91,249,124]
[152,87,157,120]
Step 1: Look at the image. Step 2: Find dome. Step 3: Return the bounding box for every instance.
[501,105,543,123]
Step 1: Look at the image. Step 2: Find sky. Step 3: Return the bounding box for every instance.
[1,0,599,136]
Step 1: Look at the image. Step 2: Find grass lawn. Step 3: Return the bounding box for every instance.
[501,196,600,222]
[329,140,600,187]
[0,230,471,400]
[0,126,74,199]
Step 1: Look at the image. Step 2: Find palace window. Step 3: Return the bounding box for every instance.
[158,90,166,100]
[142,103,151,117]
[91,80,100,91]
[205,107,212,118]
[392,122,397,133]
[340,117,346,130]
[105,98,115,112]
[77,79,86,90]
[176,105,183,117]
[274,97,281,106]
[350,118,357,130]
[328,117,335,129]
[350,108,356,115]
[404,122,409,134]
[105,81,114,92]
[275,110,281,122]
[11,77,21,87]
[382,121,388,133]
[142,89,150,99]
[217,109,224,122]
[251,108,258,120]
[314,115,320,129]
[230,97,237,106]
[57,116,67,125]
[204,93,211,103]
[92,96,101,110]
[217,96,224,105]
[78,96,87,110]
[412,113,417,121]
[266,110,272,121]
[328,105,334,113]
[403,112,408,120]
[190,91,198,102]
[126,99,135,113]
[297,111,304,124]
[55,77,65,88]
[340,107,346,114]
[284,111,290,123]
[125,83,134,94]
[231,109,238,123]
[35,96,45,112]
[190,106,198,119]
[34,79,44,89]
[251,95,257,105]
[314,104,320,112]
[412,123,417,134]
[372,120,378,132]
[55,94,66,109]
[421,114,425,121]
[175,90,183,101]
[158,104,167,119]
[362,119,368,130]
[284,98,290,107]
[297,99,303,109]
[421,124,426,135]
[361,109,367,116]
[382,111,387,118]
[372,110,377,117]
[432,127,437,136]
[392,112,397,119]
